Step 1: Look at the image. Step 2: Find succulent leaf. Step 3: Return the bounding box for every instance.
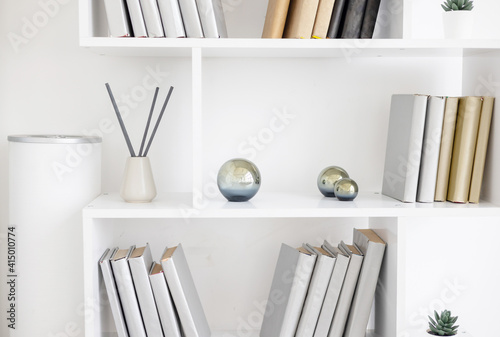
[442,0,474,11]
[427,310,459,336]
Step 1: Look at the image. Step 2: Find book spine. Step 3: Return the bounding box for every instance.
[341,0,369,38]
[283,0,321,39]
[262,0,292,38]
[326,0,347,38]
[126,0,148,37]
[311,0,336,39]
[139,0,165,37]
[149,270,183,337]
[178,0,204,37]
[359,0,381,38]
[157,0,186,38]
[103,0,132,37]
[194,0,227,38]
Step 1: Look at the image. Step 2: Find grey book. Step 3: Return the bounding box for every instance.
[178,0,204,37]
[111,246,147,337]
[139,0,166,37]
[343,229,386,337]
[260,243,317,337]
[194,0,227,38]
[341,0,369,38]
[359,0,381,38]
[417,96,446,203]
[313,242,349,337]
[327,242,363,337]
[128,244,164,337]
[382,94,429,203]
[126,0,149,37]
[149,262,183,337]
[103,0,133,37]
[158,0,186,38]
[161,244,210,337]
[295,244,335,337]
[326,0,347,38]
[99,247,129,337]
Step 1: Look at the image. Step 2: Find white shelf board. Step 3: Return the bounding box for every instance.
[83,192,500,219]
[79,38,500,58]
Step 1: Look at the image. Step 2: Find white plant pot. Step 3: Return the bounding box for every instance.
[120,156,157,203]
[442,11,474,39]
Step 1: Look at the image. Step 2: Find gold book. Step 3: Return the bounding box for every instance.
[262,0,292,38]
[469,96,495,203]
[283,0,320,39]
[447,96,483,203]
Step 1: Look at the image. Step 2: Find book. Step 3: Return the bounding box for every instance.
[341,0,369,38]
[139,0,165,37]
[195,0,228,38]
[469,96,495,203]
[260,243,317,337]
[128,244,164,337]
[326,0,347,38]
[311,0,336,39]
[434,97,459,202]
[126,0,149,37]
[447,96,483,203]
[149,263,183,337]
[416,96,446,203]
[161,244,210,337]
[157,0,187,38]
[313,242,350,337]
[283,0,320,39]
[327,242,363,337]
[359,0,381,38]
[99,248,129,337]
[178,0,204,37]
[111,246,147,337]
[382,94,429,203]
[262,0,291,38]
[103,0,133,37]
[343,229,386,337]
[295,244,335,337]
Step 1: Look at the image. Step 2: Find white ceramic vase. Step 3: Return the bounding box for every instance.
[120,156,157,203]
[442,11,474,39]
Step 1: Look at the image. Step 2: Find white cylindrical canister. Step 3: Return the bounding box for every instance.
[8,135,101,337]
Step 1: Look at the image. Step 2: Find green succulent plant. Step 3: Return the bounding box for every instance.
[428,310,459,336]
[441,0,474,11]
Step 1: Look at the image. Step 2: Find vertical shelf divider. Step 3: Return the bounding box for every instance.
[192,47,203,208]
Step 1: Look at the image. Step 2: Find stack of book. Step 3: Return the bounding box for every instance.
[103,0,227,38]
[260,228,386,337]
[382,94,495,204]
[262,0,381,39]
[99,243,210,337]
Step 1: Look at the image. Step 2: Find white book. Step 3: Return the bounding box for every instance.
[260,243,317,337]
[128,244,164,337]
[343,229,387,337]
[103,0,132,37]
[126,0,148,37]
[99,248,129,337]
[161,244,210,337]
[149,262,183,337]
[313,242,350,337]
[194,0,227,38]
[382,94,429,202]
[295,244,335,337]
[157,0,186,38]
[139,0,166,37]
[178,0,204,37]
[417,96,446,203]
[111,246,147,337]
[327,242,363,337]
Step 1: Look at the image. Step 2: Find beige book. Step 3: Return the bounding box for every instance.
[311,0,336,39]
[283,0,320,39]
[434,97,459,201]
[447,96,483,203]
[469,96,495,203]
[262,0,292,38]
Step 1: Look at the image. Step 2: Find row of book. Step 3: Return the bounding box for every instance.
[260,228,386,337]
[103,0,227,38]
[99,243,210,337]
[382,94,495,204]
[262,0,382,39]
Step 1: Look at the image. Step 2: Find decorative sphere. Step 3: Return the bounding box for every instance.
[317,166,349,197]
[217,158,261,202]
[334,178,359,201]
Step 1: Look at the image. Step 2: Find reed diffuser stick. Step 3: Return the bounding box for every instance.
[105,83,136,157]
[139,87,159,157]
[143,86,174,156]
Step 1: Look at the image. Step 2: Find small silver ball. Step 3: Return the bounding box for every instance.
[217,158,261,202]
[317,166,349,197]
[334,178,358,201]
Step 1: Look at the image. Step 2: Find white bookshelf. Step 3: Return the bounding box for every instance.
[80,0,500,336]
